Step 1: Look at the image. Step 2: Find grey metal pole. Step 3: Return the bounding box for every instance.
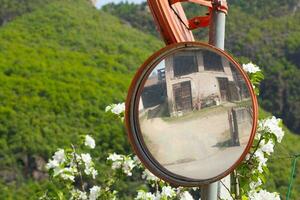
[201,182,219,200]
[209,9,226,50]
[201,2,227,200]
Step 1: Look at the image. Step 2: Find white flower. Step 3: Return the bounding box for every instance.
[81,153,98,178]
[179,191,194,200]
[46,149,65,170]
[107,154,137,176]
[54,167,77,182]
[46,159,59,169]
[85,135,95,149]
[89,186,101,200]
[84,166,98,179]
[111,161,122,170]
[91,168,98,179]
[107,153,123,170]
[254,149,268,173]
[81,153,92,166]
[249,178,262,190]
[260,140,274,155]
[53,149,65,163]
[242,62,261,74]
[70,189,88,200]
[142,169,159,182]
[70,153,82,167]
[60,173,75,182]
[249,189,280,200]
[255,132,261,140]
[258,116,284,143]
[161,186,176,198]
[79,192,87,200]
[123,158,135,176]
[110,103,125,115]
[107,153,123,162]
[135,190,156,200]
[245,153,251,161]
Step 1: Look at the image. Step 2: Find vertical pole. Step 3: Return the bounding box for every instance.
[209,5,226,50]
[201,1,227,200]
[286,155,299,200]
[201,182,219,200]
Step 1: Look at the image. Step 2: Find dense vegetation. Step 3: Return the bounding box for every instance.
[0,0,53,25]
[103,1,300,135]
[0,0,299,199]
[0,0,161,198]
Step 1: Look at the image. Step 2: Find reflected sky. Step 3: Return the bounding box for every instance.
[96,0,146,8]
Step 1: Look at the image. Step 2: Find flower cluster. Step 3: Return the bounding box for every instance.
[135,190,156,200]
[70,186,101,200]
[106,152,196,200]
[242,62,264,95]
[85,135,96,149]
[81,153,98,179]
[46,149,66,170]
[70,189,88,200]
[249,189,280,200]
[46,149,77,182]
[44,135,102,200]
[254,117,284,173]
[107,153,136,176]
[239,116,285,199]
[242,62,261,74]
[134,186,193,200]
[89,186,101,200]
[258,116,284,143]
[105,103,125,120]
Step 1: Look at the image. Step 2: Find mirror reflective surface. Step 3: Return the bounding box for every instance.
[127,43,257,184]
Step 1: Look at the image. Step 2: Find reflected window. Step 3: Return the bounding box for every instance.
[203,50,224,71]
[173,55,198,77]
[158,69,166,81]
[173,81,192,112]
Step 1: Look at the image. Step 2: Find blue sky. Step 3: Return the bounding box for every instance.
[96,0,146,8]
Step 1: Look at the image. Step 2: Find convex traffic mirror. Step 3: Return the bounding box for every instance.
[126,42,258,186]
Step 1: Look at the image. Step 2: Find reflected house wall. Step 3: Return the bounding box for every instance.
[165,50,240,117]
[141,75,166,109]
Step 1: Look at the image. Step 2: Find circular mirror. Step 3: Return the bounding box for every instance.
[126,42,258,186]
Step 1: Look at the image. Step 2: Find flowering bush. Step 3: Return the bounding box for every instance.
[41,135,117,200]
[242,62,264,95]
[42,63,284,200]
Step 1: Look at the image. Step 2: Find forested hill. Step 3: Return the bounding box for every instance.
[103,1,300,135]
[0,0,161,198]
[0,0,52,25]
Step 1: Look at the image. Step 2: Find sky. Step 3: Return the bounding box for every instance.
[96,0,146,8]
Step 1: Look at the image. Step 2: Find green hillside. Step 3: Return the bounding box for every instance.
[0,0,162,198]
[0,0,52,26]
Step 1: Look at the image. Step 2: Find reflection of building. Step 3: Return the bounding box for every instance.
[140,70,166,109]
[165,50,248,116]
[139,49,253,158]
